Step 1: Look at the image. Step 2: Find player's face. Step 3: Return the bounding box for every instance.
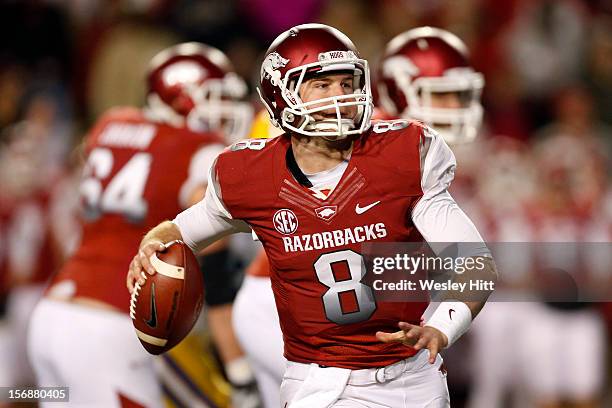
[299,73,358,121]
[426,91,466,134]
[428,91,463,109]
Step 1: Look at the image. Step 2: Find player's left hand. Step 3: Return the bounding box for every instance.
[376,322,448,364]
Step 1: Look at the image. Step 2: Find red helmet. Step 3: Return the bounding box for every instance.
[146,42,253,142]
[378,27,484,144]
[257,23,373,138]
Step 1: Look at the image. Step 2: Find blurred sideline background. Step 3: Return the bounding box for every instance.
[0,1,611,407]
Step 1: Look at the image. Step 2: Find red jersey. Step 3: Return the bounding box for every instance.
[49,107,223,313]
[245,108,397,279]
[213,121,433,369]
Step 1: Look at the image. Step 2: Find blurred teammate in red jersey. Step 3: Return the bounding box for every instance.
[27,42,253,407]
[128,24,496,407]
[233,26,487,407]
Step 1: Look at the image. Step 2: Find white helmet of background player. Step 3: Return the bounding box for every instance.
[378,27,484,144]
[257,23,373,138]
[145,42,253,143]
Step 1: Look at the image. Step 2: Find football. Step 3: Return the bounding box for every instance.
[130,240,204,354]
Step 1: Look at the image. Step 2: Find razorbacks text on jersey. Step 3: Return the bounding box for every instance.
[242,108,395,280]
[175,119,487,369]
[47,107,224,313]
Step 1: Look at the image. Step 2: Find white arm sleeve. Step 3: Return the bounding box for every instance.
[412,127,489,257]
[178,144,225,209]
[173,159,250,253]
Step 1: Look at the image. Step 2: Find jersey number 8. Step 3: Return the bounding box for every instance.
[314,250,377,325]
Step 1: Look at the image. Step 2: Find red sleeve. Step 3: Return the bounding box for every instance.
[214,138,281,220]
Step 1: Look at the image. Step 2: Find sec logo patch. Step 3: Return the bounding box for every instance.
[273,209,298,235]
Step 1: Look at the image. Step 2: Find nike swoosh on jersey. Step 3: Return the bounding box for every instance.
[355,200,381,215]
[145,282,158,328]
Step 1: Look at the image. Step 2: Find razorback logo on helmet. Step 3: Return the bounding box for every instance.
[315,206,338,222]
[273,209,298,235]
[261,52,289,86]
[381,55,419,81]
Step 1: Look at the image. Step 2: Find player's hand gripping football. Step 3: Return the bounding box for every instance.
[126,240,167,294]
[376,322,448,364]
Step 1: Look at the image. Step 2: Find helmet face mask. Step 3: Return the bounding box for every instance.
[281,58,372,138]
[378,27,485,144]
[258,24,373,139]
[402,69,484,144]
[145,42,253,142]
[186,73,253,143]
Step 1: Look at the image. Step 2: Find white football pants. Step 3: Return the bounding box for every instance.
[28,298,163,408]
[281,349,450,408]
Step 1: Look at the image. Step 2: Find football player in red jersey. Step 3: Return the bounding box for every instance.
[233,26,488,408]
[28,42,253,407]
[128,24,497,407]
